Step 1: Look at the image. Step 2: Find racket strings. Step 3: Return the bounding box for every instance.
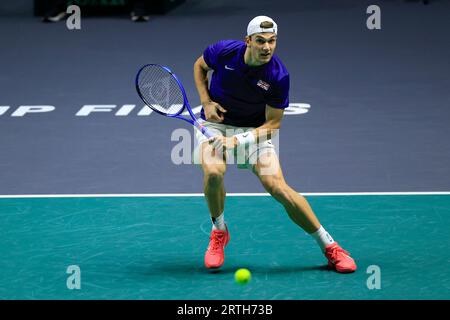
[137,65,185,115]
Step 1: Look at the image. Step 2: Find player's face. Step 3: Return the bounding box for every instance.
[246,33,277,65]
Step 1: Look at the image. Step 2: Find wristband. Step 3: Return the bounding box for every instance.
[234,131,256,147]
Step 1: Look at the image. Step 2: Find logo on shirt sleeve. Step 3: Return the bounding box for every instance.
[257,80,270,91]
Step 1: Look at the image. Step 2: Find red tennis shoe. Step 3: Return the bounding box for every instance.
[325,242,357,273]
[204,226,230,269]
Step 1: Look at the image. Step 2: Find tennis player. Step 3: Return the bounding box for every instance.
[193,16,356,273]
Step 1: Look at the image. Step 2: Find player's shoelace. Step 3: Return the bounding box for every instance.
[209,232,225,253]
[329,246,350,262]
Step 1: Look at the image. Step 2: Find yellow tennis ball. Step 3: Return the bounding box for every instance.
[234,268,251,285]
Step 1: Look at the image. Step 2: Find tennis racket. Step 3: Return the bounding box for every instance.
[135,64,214,138]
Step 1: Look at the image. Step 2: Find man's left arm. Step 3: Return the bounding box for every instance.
[209,105,284,150]
[252,105,284,143]
[230,105,284,147]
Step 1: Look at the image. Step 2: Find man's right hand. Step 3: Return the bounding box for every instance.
[203,101,227,123]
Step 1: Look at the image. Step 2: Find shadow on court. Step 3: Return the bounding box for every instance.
[131,258,330,276]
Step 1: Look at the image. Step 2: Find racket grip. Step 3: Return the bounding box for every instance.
[194,121,214,138]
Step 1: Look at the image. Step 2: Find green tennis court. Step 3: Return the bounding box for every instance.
[1,194,448,300]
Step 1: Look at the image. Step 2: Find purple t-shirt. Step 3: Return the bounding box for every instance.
[202,40,290,127]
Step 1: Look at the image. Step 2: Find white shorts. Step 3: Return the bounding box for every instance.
[192,119,277,171]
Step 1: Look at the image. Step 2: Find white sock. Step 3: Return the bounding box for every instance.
[211,212,226,231]
[311,226,335,252]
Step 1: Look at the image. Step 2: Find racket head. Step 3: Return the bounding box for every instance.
[135,64,188,117]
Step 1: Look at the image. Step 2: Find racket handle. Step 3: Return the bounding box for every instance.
[194,121,214,139]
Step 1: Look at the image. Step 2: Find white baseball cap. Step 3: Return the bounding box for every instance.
[247,16,278,36]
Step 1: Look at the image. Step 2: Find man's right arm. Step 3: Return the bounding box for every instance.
[193,55,227,123]
[193,55,212,105]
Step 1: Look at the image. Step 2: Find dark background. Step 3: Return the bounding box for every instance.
[33,0,185,16]
[0,0,449,194]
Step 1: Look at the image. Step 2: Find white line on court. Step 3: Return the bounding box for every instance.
[0,192,450,199]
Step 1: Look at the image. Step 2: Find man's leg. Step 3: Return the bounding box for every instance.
[201,142,226,220]
[200,141,230,268]
[253,152,356,273]
[253,151,319,233]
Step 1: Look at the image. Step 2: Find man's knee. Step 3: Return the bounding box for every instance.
[263,178,293,203]
[203,166,226,187]
[254,150,280,177]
